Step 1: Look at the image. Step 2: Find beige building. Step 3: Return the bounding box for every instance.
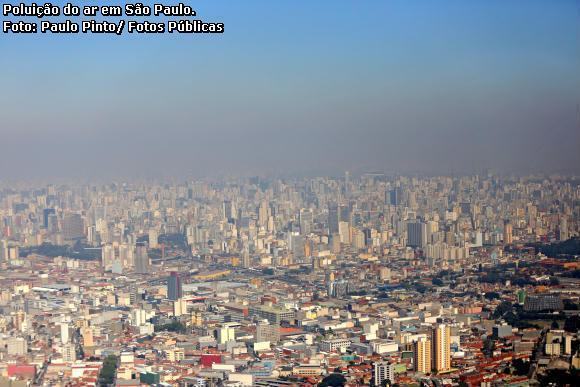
[413,337,431,373]
[81,326,94,347]
[432,324,451,372]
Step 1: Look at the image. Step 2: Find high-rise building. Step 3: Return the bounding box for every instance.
[407,190,418,209]
[61,322,70,344]
[242,243,251,268]
[328,204,339,234]
[81,326,94,347]
[101,244,115,271]
[174,298,188,317]
[87,225,97,245]
[407,220,428,248]
[135,245,150,274]
[374,362,395,386]
[5,245,19,261]
[363,228,372,246]
[328,279,350,298]
[132,309,148,327]
[339,204,351,225]
[289,234,305,260]
[432,324,451,372]
[223,200,237,221]
[11,311,26,332]
[256,322,280,344]
[330,233,341,253]
[352,228,366,249]
[47,213,59,233]
[413,337,432,373]
[379,267,391,281]
[503,220,513,244]
[43,208,55,228]
[558,217,569,241]
[258,201,270,228]
[149,229,159,248]
[338,221,350,244]
[7,337,27,355]
[62,342,77,362]
[118,243,134,269]
[167,272,183,301]
[63,213,84,240]
[299,208,313,235]
[217,323,237,344]
[0,240,8,262]
[389,188,402,206]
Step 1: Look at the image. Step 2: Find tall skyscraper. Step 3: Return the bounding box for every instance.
[338,221,350,244]
[149,229,159,248]
[43,208,55,228]
[101,244,115,271]
[299,208,313,235]
[258,201,269,228]
[558,217,569,241]
[339,204,351,225]
[407,220,428,248]
[389,188,402,206]
[414,337,432,373]
[60,322,70,344]
[135,245,150,274]
[432,324,451,372]
[223,200,236,221]
[242,242,251,268]
[63,213,84,240]
[47,213,59,233]
[328,204,339,234]
[503,220,513,244]
[119,243,134,269]
[167,272,183,301]
[0,240,8,262]
[330,233,341,253]
[87,226,97,245]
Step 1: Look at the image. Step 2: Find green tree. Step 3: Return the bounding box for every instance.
[485,292,500,300]
[154,321,187,333]
[483,337,495,358]
[99,355,118,386]
[319,373,347,387]
[564,315,580,332]
[432,278,444,286]
[492,301,513,319]
[512,359,530,376]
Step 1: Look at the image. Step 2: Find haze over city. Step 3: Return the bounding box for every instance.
[1,0,579,179]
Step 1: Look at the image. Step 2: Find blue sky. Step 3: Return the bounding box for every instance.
[1,0,578,179]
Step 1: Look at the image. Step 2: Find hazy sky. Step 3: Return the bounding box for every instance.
[1,0,579,179]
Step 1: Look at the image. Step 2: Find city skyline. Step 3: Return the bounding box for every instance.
[0,173,578,385]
